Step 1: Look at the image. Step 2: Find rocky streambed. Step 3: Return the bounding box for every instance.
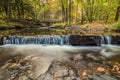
[0,45,120,80]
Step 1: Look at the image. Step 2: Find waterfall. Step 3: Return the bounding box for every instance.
[2,35,70,45]
[2,35,116,46]
[106,36,111,45]
[101,36,112,45]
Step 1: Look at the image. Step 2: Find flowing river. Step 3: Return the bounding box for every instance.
[0,35,120,79]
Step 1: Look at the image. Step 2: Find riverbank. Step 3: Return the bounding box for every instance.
[0,19,120,36]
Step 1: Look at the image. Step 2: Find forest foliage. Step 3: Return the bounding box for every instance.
[0,0,120,25]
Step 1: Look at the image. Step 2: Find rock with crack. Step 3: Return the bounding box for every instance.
[49,60,69,77]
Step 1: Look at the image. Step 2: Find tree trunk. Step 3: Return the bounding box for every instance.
[61,0,65,23]
[115,6,120,21]
[20,0,24,19]
[65,0,69,24]
[76,0,78,23]
[69,0,72,24]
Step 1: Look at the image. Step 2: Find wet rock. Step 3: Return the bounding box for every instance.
[64,76,80,80]
[69,35,100,46]
[0,36,2,45]
[17,75,29,80]
[111,35,120,45]
[37,73,53,80]
[73,54,83,60]
[93,74,117,80]
[0,49,120,80]
[74,61,88,69]
[101,75,117,80]
[49,61,69,77]
[53,77,64,80]
[87,74,93,80]
[0,55,33,80]
[64,77,71,80]
[68,70,74,76]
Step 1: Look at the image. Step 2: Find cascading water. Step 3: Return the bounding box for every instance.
[2,35,119,46]
[101,36,112,46]
[106,36,111,45]
[2,35,70,45]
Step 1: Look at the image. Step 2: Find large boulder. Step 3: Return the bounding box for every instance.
[49,61,69,77]
[69,35,100,46]
[111,35,120,45]
[0,36,2,45]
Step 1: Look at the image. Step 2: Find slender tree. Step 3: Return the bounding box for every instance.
[115,0,120,21]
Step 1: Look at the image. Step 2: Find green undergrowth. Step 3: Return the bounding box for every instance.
[112,22,120,31]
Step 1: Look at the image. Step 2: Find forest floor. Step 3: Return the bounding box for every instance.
[0,19,119,36]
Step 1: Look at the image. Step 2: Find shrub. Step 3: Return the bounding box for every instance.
[112,22,120,31]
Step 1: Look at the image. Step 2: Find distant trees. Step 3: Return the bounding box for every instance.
[60,0,73,24]
[0,0,34,21]
[0,0,119,24]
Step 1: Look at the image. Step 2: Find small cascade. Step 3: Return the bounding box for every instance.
[2,35,118,46]
[101,36,112,45]
[2,35,70,45]
[105,36,111,45]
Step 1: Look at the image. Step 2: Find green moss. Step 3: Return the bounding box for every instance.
[0,19,8,27]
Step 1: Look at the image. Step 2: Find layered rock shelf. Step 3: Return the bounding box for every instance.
[0,35,120,46]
